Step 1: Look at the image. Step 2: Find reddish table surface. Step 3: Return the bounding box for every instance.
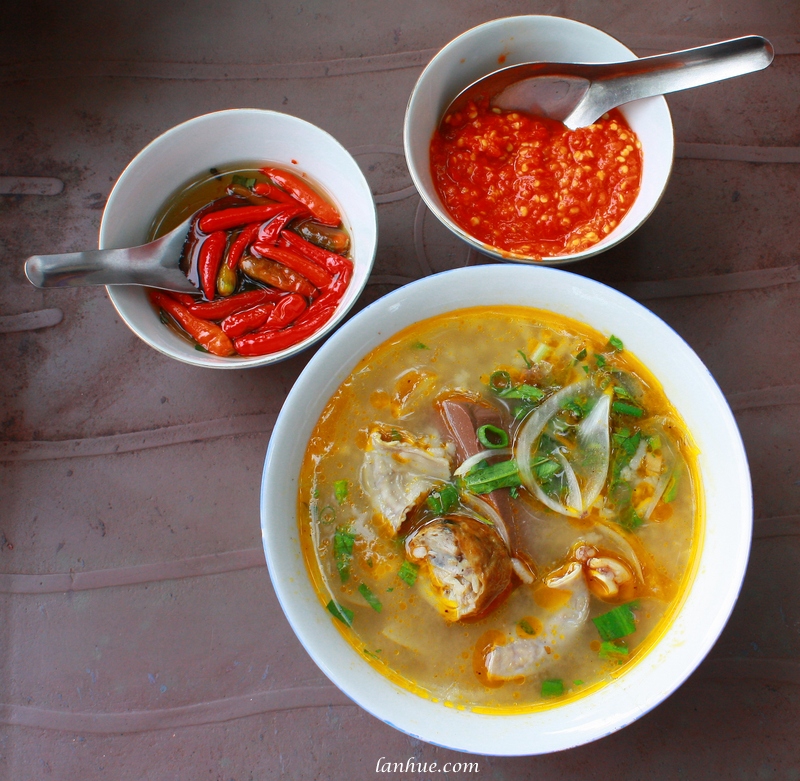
[1,2,798,779]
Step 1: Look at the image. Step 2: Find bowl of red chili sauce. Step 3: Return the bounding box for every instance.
[100,109,377,368]
[404,16,674,264]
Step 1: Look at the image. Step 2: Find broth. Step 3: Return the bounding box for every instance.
[298,306,702,712]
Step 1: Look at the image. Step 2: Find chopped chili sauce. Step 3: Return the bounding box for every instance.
[430,100,643,259]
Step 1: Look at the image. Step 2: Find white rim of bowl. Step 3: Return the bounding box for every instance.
[261,264,751,755]
[100,108,377,368]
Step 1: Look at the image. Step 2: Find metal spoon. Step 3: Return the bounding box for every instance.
[444,35,773,130]
[24,215,198,293]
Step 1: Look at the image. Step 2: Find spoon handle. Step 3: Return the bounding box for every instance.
[24,247,198,293]
[571,35,774,127]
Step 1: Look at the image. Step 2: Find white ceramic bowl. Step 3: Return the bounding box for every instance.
[261,265,751,755]
[404,16,674,265]
[99,109,377,368]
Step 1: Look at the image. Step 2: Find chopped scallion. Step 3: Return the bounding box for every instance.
[489,370,512,391]
[599,640,630,660]
[334,479,349,505]
[333,527,356,583]
[595,354,607,368]
[518,619,536,636]
[592,603,637,641]
[612,401,644,418]
[541,679,564,697]
[517,349,532,368]
[326,599,353,626]
[398,560,419,586]
[463,459,521,494]
[358,583,383,612]
[608,335,624,352]
[477,424,509,449]
[426,483,459,515]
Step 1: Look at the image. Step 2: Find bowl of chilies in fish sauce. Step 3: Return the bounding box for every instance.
[403,16,674,264]
[99,109,377,367]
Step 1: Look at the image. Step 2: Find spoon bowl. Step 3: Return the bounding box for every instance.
[445,35,773,130]
[24,215,197,293]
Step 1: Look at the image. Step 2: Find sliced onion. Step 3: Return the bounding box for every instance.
[573,392,611,511]
[641,427,678,520]
[460,492,511,549]
[453,447,512,477]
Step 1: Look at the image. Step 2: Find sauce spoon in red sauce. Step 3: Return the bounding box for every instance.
[445,35,773,131]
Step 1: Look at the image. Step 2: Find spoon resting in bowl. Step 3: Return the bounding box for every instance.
[445,35,773,130]
[24,214,198,293]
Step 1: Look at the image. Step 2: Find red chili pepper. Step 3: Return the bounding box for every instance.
[198,231,227,300]
[187,288,282,320]
[168,291,203,307]
[256,205,309,246]
[260,166,341,226]
[252,181,298,204]
[149,290,235,357]
[221,303,276,338]
[262,293,307,330]
[250,243,332,289]
[233,305,336,356]
[279,230,353,278]
[198,203,285,233]
[226,223,261,270]
[239,255,317,297]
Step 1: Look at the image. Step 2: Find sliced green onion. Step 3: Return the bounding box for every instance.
[595,353,607,368]
[619,506,644,530]
[426,483,459,515]
[411,341,429,350]
[500,383,545,402]
[517,349,532,368]
[398,560,420,586]
[599,640,630,660]
[662,473,679,503]
[592,603,637,641]
[489,370,512,392]
[531,343,551,362]
[194,344,209,353]
[317,505,336,524]
[390,429,402,441]
[477,424,510,449]
[326,599,353,626]
[358,583,383,612]
[334,479,349,505]
[463,459,522,494]
[612,401,644,418]
[612,385,633,399]
[333,527,356,583]
[573,679,585,686]
[518,619,536,636]
[574,347,588,362]
[541,679,564,697]
[608,335,624,352]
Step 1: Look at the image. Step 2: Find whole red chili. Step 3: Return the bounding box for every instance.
[249,243,332,289]
[221,303,276,338]
[187,288,282,320]
[262,293,307,330]
[233,304,336,356]
[149,290,235,357]
[256,205,309,245]
[198,231,228,300]
[198,203,285,233]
